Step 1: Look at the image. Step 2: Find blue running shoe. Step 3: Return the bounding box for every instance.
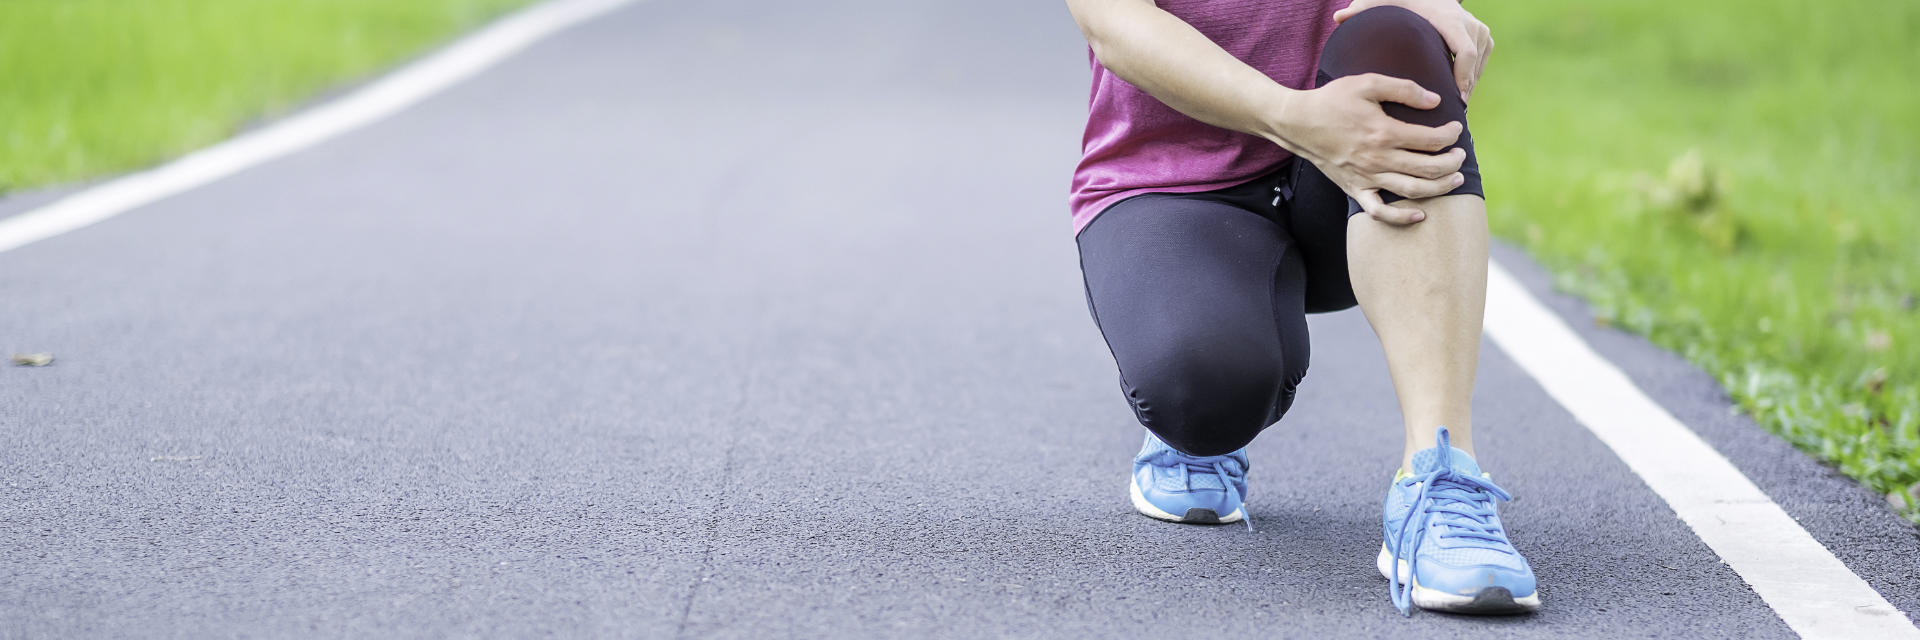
[1130,431,1249,525]
[1378,427,1539,615]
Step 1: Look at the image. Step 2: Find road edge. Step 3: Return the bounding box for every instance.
[1490,242,1920,638]
[0,0,641,255]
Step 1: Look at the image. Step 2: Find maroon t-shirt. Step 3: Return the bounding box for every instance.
[1069,0,1350,235]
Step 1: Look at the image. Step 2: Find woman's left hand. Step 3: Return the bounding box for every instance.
[1334,0,1493,103]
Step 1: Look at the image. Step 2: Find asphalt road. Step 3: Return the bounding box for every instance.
[3,1,1916,637]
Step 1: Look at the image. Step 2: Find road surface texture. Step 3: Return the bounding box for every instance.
[3,1,1916,637]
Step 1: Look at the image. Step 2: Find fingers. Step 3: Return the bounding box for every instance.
[1376,170,1465,201]
[1355,74,1440,110]
[1449,37,1481,103]
[1424,13,1484,102]
[1391,120,1464,152]
[1469,29,1493,103]
[1354,189,1425,225]
[1379,148,1466,179]
[1357,170,1462,226]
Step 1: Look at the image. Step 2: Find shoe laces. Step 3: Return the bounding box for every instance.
[1387,432,1512,615]
[1166,455,1252,532]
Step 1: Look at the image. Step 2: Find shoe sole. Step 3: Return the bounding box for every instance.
[1129,478,1243,524]
[1375,544,1540,614]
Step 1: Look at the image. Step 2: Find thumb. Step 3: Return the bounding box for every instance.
[1332,1,1376,24]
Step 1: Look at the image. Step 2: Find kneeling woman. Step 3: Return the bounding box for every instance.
[1064,0,1537,615]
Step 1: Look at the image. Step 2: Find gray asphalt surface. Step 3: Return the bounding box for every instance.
[3,1,1916,637]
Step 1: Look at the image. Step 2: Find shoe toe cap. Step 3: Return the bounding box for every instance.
[1135,470,1240,514]
[1416,558,1536,597]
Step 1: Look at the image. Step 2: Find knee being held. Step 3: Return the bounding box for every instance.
[1322,6,1463,128]
[1329,6,1449,68]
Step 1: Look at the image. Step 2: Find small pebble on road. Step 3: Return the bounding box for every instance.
[10,353,53,366]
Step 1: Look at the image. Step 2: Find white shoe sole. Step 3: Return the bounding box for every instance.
[1129,479,1243,524]
[1376,544,1541,614]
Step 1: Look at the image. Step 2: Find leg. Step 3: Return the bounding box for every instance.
[1077,192,1310,457]
[1317,11,1538,615]
[1317,6,1488,470]
[1351,196,1486,470]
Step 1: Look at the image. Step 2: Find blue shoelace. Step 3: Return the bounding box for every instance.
[1387,442,1513,615]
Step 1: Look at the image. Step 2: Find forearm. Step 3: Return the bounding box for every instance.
[1065,0,1298,148]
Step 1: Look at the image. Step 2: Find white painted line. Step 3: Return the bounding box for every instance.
[0,0,638,255]
[1484,260,1918,639]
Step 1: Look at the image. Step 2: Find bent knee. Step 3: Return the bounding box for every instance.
[1325,7,1451,74]
[1321,6,1461,128]
[1123,338,1304,456]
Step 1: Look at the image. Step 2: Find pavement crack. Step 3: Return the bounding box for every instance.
[673,345,757,639]
[672,442,734,639]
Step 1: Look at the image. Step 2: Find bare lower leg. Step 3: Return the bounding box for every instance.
[1347,194,1489,471]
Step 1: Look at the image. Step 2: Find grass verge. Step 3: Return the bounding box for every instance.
[0,0,535,193]
[1472,1,1920,522]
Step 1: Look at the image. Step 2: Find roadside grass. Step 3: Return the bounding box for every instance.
[1472,1,1920,522]
[0,0,534,193]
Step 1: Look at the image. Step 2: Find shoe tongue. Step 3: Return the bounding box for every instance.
[1410,444,1482,477]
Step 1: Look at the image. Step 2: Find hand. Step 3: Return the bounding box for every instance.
[1267,74,1465,224]
[1335,0,1493,103]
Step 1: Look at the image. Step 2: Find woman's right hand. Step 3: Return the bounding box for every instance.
[1265,74,1465,224]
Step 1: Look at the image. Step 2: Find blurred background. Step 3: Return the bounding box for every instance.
[1,0,1914,529]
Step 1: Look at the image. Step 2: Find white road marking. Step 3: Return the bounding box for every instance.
[0,0,638,255]
[1485,260,1918,639]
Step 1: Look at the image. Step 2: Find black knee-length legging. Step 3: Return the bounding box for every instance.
[1076,6,1483,457]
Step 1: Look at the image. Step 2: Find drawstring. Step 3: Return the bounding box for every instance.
[1271,170,1294,207]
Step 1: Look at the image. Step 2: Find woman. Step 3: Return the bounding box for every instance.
[1063,0,1537,615]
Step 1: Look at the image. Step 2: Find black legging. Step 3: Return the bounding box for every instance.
[1076,6,1482,457]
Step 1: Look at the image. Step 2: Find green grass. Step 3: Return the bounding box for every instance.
[1472,1,1920,521]
[0,0,534,193]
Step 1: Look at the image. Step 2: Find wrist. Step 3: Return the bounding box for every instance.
[1254,84,1308,156]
